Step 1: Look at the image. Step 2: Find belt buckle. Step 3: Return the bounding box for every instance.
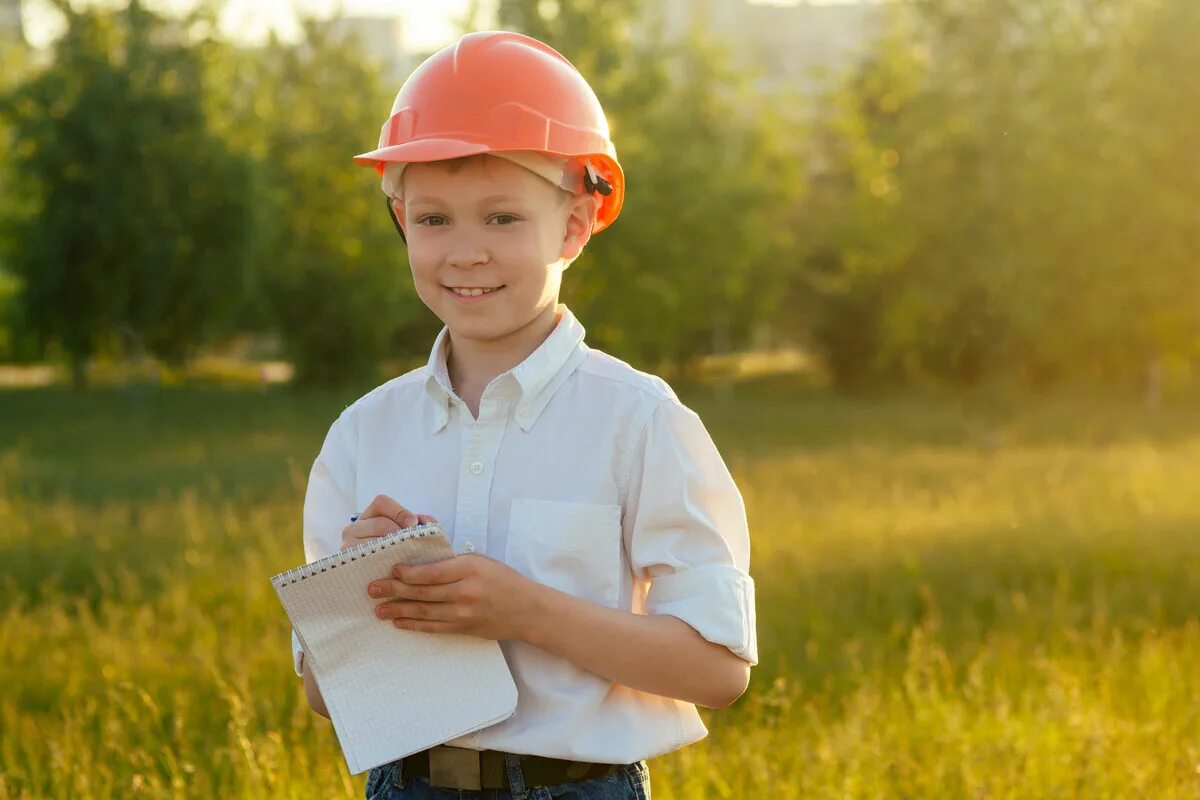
[428,745,482,791]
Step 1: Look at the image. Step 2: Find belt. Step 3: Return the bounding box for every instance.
[399,745,623,791]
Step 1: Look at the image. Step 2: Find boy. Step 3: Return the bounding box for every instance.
[294,31,758,800]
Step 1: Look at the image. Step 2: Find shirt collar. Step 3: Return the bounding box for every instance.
[423,304,587,433]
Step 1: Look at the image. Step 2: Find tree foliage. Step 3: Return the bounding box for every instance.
[802,0,1200,389]
[0,1,254,385]
[206,20,430,386]
[0,0,1194,390]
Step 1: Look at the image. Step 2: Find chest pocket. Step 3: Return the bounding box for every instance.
[506,497,622,610]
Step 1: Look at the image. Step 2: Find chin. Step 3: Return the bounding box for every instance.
[446,316,512,339]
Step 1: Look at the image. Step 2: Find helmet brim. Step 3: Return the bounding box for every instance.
[353,141,624,233]
[353,138,493,171]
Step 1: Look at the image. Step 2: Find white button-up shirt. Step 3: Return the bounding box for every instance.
[293,304,757,763]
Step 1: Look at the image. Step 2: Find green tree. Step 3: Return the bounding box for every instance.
[1104,0,1200,382]
[0,39,32,361]
[804,0,1199,390]
[210,20,431,386]
[794,13,928,390]
[0,1,255,386]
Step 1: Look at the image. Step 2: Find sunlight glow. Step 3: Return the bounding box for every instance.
[20,0,491,51]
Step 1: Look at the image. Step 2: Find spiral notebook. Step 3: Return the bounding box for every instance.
[271,523,518,775]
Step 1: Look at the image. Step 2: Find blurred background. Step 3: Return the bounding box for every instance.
[1,1,1198,798]
[2,0,1195,391]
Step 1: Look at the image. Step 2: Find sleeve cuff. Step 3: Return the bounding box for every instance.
[291,628,306,677]
[644,564,759,666]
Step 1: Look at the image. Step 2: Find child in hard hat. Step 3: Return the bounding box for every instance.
[293,31,758,800]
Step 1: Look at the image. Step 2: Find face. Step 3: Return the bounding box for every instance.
[396,156,595,353]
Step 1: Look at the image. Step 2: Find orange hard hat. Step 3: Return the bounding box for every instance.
[353,30,625,233]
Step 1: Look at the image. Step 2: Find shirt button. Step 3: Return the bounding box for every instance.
[469,461,484,476]
[518,405,531,418]
[464,541,476,553]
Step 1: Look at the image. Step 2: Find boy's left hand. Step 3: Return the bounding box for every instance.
[368,555,538,641]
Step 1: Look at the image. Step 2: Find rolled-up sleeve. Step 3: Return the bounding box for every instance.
[622,398,758,666]
[291,409,358,676]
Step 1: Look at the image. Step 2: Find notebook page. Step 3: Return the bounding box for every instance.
[274,528,518,774]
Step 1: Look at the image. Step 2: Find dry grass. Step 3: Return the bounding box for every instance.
[1,378,1198,798]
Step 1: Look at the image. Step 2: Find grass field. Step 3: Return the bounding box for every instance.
[1,376,1199,798]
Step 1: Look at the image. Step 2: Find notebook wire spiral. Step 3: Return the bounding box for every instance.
[271,523,443,587]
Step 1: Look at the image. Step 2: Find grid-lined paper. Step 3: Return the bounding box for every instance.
[271,525,518,775]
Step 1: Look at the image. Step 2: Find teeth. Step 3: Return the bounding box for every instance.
[450,287,498,297]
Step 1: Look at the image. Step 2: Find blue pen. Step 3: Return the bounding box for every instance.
[350,514,359,522]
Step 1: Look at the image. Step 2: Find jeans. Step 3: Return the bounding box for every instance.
[364,753,651,800]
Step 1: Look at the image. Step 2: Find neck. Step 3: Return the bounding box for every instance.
[447,304,562,399]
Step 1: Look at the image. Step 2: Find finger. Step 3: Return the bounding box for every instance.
[344,516,399,541]
[393,618,456,634]
[359,494,419,528]
[393,556,465,585]
[340,516,399,550]
[368,578,456,602]
[375,601,453,623]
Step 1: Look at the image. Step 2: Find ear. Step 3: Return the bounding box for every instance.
[560,193,599,265]
[386,195,408,240]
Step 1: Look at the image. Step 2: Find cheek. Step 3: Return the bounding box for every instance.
[502,226,563,266]
[406,248,442,298]
[406,241,437,278]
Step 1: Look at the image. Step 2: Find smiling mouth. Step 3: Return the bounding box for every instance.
[445,286,503,297]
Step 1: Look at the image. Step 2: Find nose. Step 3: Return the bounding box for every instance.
[446,230,490,269]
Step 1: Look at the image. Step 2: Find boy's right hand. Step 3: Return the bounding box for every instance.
[340,494,438,551]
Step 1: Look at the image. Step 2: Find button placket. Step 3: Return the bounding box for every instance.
[452,399,508,559]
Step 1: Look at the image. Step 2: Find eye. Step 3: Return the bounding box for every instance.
[417,214,448,227]
[488,213,520,226]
